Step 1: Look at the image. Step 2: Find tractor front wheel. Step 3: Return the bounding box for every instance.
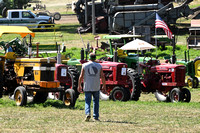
[193,77,199,88]
[111,86,129,101]
[181,88,191,102]
[169,88,182,103]
[187,77,194,88]
[14,86,27,106]
[63,89,76,107]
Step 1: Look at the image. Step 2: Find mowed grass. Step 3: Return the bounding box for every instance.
[0,1,200,132]
[0,88,200,133]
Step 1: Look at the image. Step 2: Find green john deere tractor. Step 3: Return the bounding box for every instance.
[176,50,199,88]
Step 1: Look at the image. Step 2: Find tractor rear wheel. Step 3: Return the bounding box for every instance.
[181,88,191,102]
[169,88,183,103]
[111,86,129,101]
[63,89,76,107]
[33,92,48,103]
[127,68,141,101]
[14,86,27,106]
[67,66,79,99]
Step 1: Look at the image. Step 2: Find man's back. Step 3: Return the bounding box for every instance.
[83,61,102,92]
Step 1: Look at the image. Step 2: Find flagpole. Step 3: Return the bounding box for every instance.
[155,12,157,59]
[172,36,176,64]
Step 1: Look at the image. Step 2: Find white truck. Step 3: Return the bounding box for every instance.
[0,9,54,30]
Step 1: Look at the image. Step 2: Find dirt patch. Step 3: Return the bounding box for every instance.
[55,15,79,24]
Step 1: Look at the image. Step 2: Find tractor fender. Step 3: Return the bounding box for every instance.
[99,91,109,101]
[154,91,167,102]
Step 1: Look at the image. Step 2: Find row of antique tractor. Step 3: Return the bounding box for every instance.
[65,48,192,103]
[0,26,194,107]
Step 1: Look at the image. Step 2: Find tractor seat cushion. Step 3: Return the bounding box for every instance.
[5,52,16,59]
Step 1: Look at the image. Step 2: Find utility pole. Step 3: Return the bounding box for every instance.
[92,0,96,35]
[85,0,88,25]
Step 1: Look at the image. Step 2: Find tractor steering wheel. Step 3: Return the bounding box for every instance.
[143,56,147,64]
[65,53,74,59]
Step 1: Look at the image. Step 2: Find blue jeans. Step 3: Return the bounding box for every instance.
[85,91,99,119]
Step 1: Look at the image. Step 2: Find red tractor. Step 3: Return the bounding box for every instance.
[140,59,191,102]
[100,61,141,101]
[54,64,79,106]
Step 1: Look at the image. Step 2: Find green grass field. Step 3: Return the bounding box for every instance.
[0,89,200,132]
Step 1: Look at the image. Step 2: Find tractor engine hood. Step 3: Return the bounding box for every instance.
[150,64,185,73]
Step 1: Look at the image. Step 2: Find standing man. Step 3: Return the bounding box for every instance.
[78,53,106,122]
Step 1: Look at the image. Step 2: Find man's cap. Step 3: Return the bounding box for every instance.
[89,53,96,60]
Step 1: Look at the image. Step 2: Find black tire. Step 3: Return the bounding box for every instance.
[187,77,194,88]
[14,86,27,106]
[63,89,76,107]
[193,77,199,88]
[33,92,48,103]
[169,88,183,103]
[111,86,129,101]
[0,71,3,98]
[67,66,79,99]
[181,88,191,102]
[53,12,61,20]
[127,68,141,101]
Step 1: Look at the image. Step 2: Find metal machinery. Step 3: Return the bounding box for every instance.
[0,26,76,107]
[140,59,191,102]
[74,0,197,34]
[176,50,199,88]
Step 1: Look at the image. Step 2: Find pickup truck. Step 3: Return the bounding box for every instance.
[0,9,54,30]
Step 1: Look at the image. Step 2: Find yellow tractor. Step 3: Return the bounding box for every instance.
[0,26,76,107]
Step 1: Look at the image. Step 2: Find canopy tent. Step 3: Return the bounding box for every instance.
[120,38,155,50]
[0,26,35,38]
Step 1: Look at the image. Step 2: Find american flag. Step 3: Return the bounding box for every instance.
[155,13,173,39]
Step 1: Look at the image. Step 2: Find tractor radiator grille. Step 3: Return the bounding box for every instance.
[40,63,55,81]
[175,68,185,83]
[41,71,54,81]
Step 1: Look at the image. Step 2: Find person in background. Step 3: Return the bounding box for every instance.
[78,53,106,122]
[5,43,13,53]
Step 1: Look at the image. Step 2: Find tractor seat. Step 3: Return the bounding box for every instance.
[5,52,16,60]
[117,49,127,58]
